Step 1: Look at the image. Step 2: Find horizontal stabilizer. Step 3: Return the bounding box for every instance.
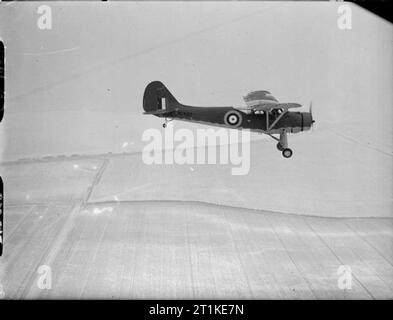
[143,109,174,115]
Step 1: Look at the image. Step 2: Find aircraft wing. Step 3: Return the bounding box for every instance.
[250,102,302,111]
[243,90,301,111]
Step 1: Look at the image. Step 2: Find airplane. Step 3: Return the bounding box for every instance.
[143,81,314,158]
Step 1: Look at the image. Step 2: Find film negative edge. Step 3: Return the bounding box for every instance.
[0,40,4,123]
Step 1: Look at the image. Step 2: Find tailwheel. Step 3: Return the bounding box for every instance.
[276,143,283,151]
[282,148,293,158]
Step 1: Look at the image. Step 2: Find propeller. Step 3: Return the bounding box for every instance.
[309,100,315,130]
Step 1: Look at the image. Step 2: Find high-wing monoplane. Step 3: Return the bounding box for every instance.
[143,81,314,158]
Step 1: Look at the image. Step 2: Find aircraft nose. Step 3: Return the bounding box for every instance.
[302,112,314,131]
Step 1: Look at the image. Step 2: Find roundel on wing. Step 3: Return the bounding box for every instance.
[224,110,243,128]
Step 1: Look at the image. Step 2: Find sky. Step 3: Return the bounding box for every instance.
[0,1,392,159]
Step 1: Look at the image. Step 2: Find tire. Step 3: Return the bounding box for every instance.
[282,148,293,158]
[224,110,243,128]
[276,143,283,151]
[163,123,166,128]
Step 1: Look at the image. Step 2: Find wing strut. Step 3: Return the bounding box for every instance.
[267,108,288,131]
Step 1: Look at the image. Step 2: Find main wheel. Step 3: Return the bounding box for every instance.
[163,123,167,128]
[282,148,293,158]
[276,143,283,151]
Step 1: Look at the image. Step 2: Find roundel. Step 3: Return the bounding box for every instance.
[224,110,243,128]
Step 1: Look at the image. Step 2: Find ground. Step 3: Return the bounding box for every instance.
[1,144,392,299]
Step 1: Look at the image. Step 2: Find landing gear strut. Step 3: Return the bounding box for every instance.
[269,130,293,158]
[278,131,293,158]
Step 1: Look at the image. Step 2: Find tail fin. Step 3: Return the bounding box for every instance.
[143,81,180,114]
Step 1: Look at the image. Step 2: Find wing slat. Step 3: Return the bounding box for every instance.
[247,102,301,111]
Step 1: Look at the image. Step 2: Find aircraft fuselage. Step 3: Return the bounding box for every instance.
[154,105,312,134]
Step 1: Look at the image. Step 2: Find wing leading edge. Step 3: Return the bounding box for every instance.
[248,102,302,112]
[243,90,301,111]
